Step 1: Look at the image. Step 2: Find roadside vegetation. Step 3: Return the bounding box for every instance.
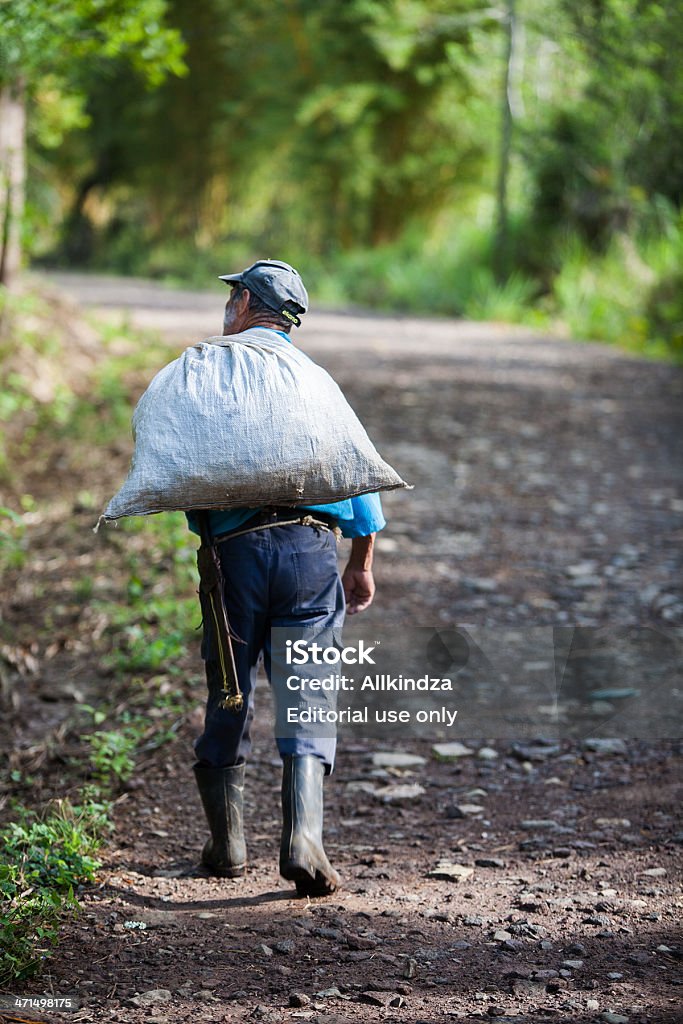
[2,0,680,361]
[0,285,200,986]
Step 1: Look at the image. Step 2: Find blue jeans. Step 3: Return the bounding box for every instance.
[194,523,345,774]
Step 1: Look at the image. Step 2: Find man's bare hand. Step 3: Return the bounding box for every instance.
[342,567,376,615]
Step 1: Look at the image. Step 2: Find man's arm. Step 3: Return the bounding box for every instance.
[341,533,376,615]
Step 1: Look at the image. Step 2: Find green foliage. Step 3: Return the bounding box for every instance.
[85,726,138,783]
[0,800,105,986]
[47,0,495,263]
[646,271,683,359]
[546,207,683,360]
[0,0,186,86]
[8,0,681,359]
[0,506,27,570]
[524,0,683,250]
[307,215,540,319]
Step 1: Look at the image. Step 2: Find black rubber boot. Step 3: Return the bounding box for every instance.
[280,754,340,897]
[193,762,247,878]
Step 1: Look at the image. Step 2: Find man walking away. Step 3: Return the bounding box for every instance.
[189,260,385,896]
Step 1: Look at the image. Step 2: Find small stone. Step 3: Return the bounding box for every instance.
[595,818,631,828]
[360,990,405,1008]
[273,940,295,954]
[346,934,378,950]
[193,990,218,1002]
[477,746,498,760]
[344,781,378,795]
[433,742,474,760]
[494,929,512,941]
[600,1013,629,1024]
[259,943,274,956]
[562,960,584,969]
[656,944,674,953]
[315,986,348,999]
[312,927,344,941]
[446,803,485,818]
[428,861,474,883]
[511,743,561,762]
[607,973,623,980]
[464,575,498,592]
[640,867,666,878]
[375,783,425,803]
[289,992,311,1007]
[586,999,600,1011]
[627,951,651,965]
[250,1005,271,1020]
[520,819,559,830]
[129,990,173,1007]
[566,943,586,955]
[589,688,640,701]
[513,979,544,997]
[585,914,612,927]
[567,561,598,577]
[583,738,627,755]
[474,857,506,869]
[371,751,427,769]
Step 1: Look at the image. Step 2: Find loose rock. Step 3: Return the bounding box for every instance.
[428,861,474,883]
[446,803,485,818]
[583,738,628,755]
[371,751,427,769]
[129,990,173,1007]
[375,783,425,803]
[432,741,475,760]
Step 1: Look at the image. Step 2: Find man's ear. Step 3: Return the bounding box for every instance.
[237,287,251,312]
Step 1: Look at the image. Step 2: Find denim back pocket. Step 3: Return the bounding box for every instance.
[291,549,340,616]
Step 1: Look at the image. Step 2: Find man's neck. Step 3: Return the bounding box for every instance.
[241,313,290,334]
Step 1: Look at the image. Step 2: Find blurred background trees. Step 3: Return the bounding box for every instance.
[2,0,681,357]
[0,0,185,283]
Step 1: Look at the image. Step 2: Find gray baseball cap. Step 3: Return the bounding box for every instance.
[219,259,309,327]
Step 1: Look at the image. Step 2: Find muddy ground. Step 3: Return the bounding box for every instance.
[1,274,681,1024]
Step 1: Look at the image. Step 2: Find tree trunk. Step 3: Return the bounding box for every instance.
[493,0,515,284]
[0,79,27,287]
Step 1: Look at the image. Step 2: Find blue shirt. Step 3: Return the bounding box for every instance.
[186,328,386,540]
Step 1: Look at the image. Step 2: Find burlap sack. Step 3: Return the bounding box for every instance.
[102,328,408,521]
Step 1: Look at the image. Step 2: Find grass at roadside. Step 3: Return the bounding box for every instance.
[0,285,201,988]
[306,212,683,363]
[118,202,683,364]
[0,799,109,987]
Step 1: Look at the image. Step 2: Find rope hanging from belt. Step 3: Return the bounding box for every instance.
[196,511,244,714]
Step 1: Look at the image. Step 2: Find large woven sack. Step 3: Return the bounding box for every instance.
[102,328,408,521]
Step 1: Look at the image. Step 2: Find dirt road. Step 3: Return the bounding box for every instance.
[7,273,683,1023]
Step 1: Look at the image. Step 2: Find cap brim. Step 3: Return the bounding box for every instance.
[218,273,243,284]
